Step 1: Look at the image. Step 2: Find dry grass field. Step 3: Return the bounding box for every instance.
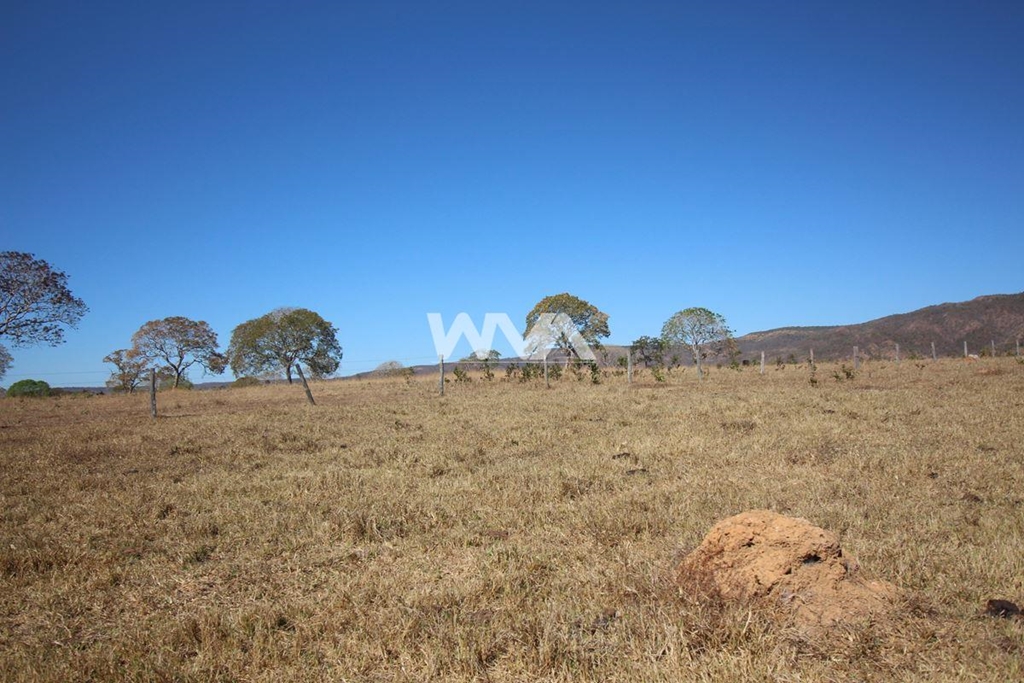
[2,359,1023,681]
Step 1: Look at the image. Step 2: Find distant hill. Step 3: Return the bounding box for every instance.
[733,293,1024,362]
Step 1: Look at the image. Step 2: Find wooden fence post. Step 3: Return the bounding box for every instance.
[991,340,996,358]
[439,355,445,395]
[544,355,550,388]
[932,341,937,361]
[964,341,968,358]
[809,348,814,365]
[853,346,859,371]
[149,369,157,418]
[295,364,316,405]
[626,350,633,385]
[760,350,765,375]
[1017,339,1020,357]
[895,343,900,364]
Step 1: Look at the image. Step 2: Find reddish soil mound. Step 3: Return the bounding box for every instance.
[678,510,899,630]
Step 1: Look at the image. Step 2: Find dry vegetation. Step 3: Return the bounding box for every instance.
[2,359,1023,681]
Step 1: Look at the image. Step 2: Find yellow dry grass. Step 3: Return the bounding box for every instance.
[1,359,1023,681]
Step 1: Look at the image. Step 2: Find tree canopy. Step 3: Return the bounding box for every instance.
[227,308,342,383]
[524,293,609,361]
[0,252,88,380]
[103,348,150,394]
[630,335,667,368]
[660,307,733,380]
[7,379,51,398]
[132,317,227,389]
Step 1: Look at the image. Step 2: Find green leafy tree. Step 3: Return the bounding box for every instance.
[103,348,151,394]
[524,293,610,362]
[661,307,733,380]
[132,317,227,389]
[7,379,51,398]
[630,335,667,368]
[228,308,342,383]
[0,252,88,380]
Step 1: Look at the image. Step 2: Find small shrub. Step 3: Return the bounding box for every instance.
[651,367,666,383]
[452,367,471,383]
[504,363,519,381]
[233,376,261,388]
[7,379,51,398]
[569,360,586,382]
[833,364,856,382]
[589,362,601,384]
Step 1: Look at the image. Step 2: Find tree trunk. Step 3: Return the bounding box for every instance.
[285,365,294,384]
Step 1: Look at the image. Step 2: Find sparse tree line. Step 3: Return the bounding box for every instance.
[0,252,734,391]
[9,251,1017,395]
[0,251,344,392]
[104,309,344,393]
[520,296,734,377]
[382,295,736,385]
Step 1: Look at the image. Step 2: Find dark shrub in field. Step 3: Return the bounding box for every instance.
[6,379,51,398]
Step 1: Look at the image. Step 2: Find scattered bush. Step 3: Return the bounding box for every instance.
[452,367,471,383]
[504,363,519,381]
[568,360,586,382]
[833,365,856,382]
[233,376,262,388]
[519,363,539,383]
[7,379,51,398]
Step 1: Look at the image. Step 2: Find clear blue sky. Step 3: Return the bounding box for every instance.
[3,1,1022,386]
